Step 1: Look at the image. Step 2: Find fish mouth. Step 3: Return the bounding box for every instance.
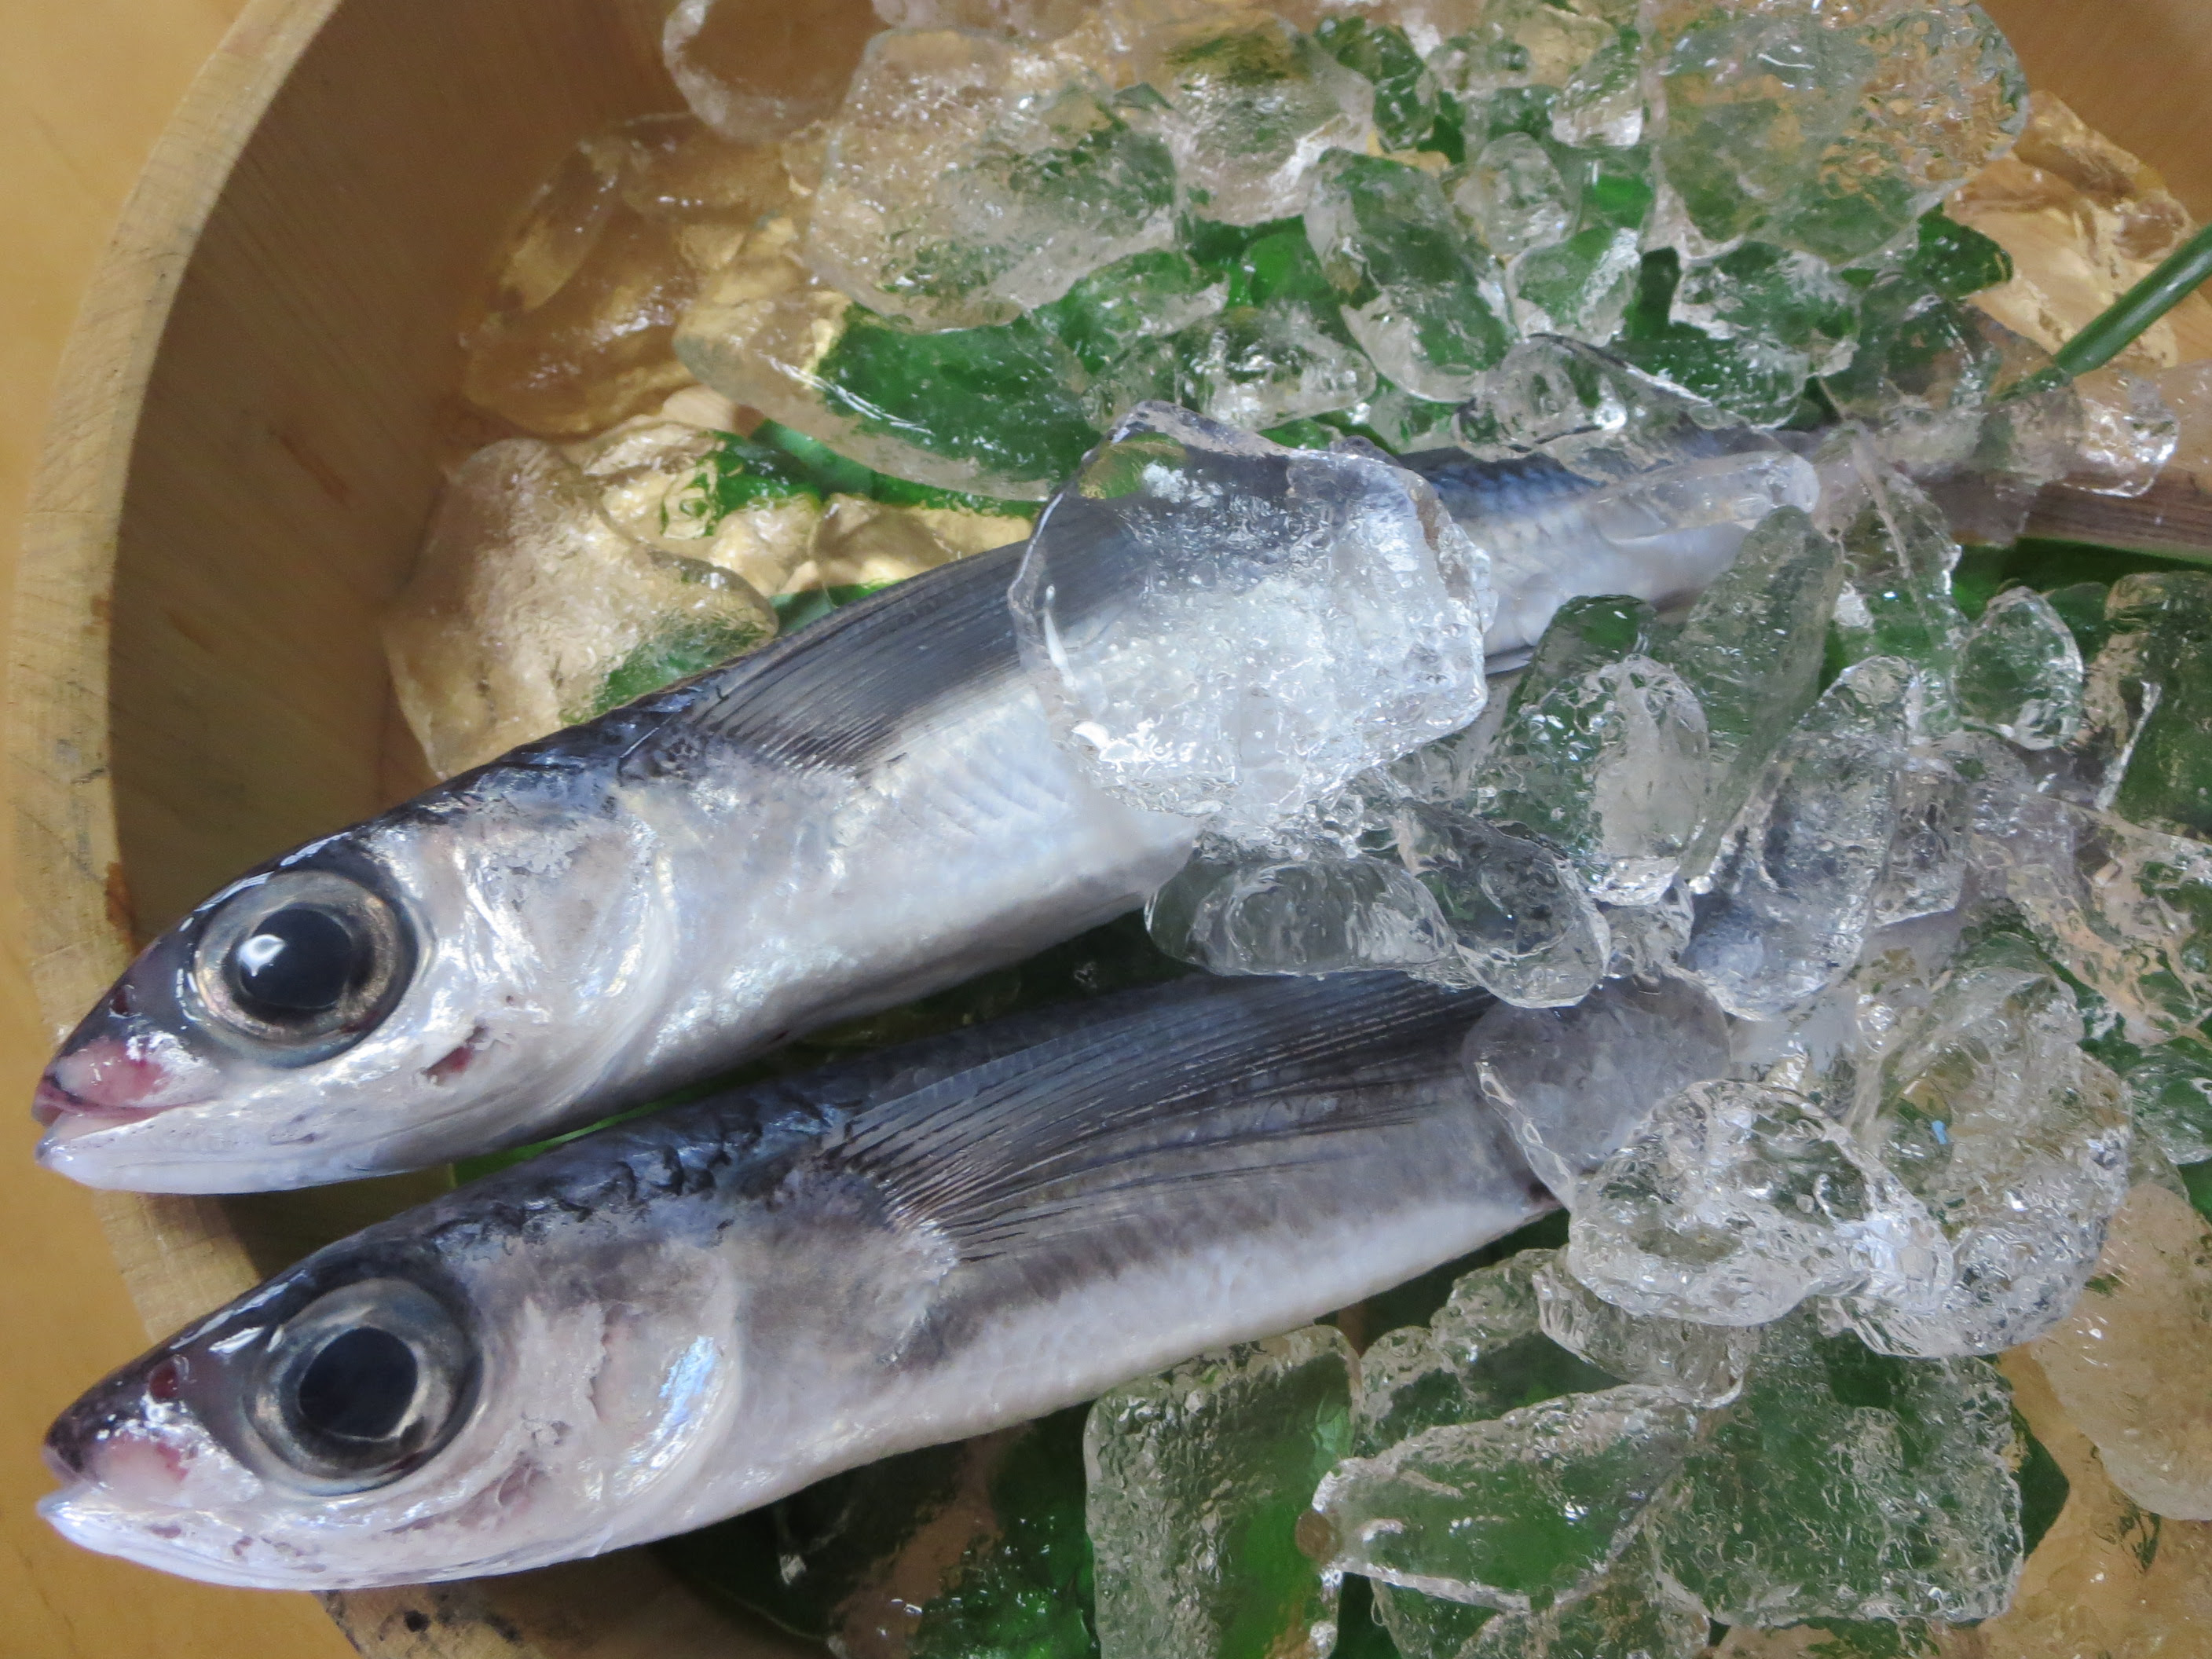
[31,1075,167,1130]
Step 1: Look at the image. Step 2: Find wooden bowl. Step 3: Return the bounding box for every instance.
[11,0,2212,1653]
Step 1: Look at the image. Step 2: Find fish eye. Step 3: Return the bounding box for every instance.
[190,869,411,1054]
[248,1277,476,1492]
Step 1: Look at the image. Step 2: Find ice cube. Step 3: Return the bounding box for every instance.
[1645,0,2023,266]
[1843,930,2133,1359]
[1398,807,1612,1007]
[576,420,826,599]
[1011,404,1491,837]
[2094,572,2212,840]
[1678,657,1914,1017]
[1465,969,1730,1208]
[1470,596,1712,905]
[1547,24,1646,150]
[1168,300,1379,428]
[1311,1385,1700,1613]
[2070,366,2182,498]
[1565,1077,1950,1327]
[383,440,774,777]
[1085,1326,1353,1659]
[1463,1532,1709,1659]
[805,30,1177,330]
[463,116,789,437]
[1868,730,2005,929]
[1976,795,2212,1046]
[1453,132,1575,260]
[874,0,1093,38]
[1123,9,1376,225]
[1508,226,1644,345]
[1143,843,1455,976]
[1813,437,1969,706]
[1431,0,1626,110]
[1038,247,1229,377]
[1353,1254,1623,1465]
[1532,1254,1754,1408]
[1306,152,1512,403]
[1649,504,1843,873]
[1670,244,1859,379]
[1955,585,2085,751]
[1948,91,2212,375]
[676,217,1097,499]
[2030,1178,2212,1522]
[664,0,881,142]
[1646,1309,2023,1627]
[808,494,992,588]
[1313,16,1440,152]
[1975,1347,2212,1657]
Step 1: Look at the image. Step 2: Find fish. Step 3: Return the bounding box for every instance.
[35,434,1813,1194]
[42,971,1553,1590]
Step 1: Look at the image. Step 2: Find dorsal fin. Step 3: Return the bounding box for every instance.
[822,972,1490,1262]
[614,540,1030,780]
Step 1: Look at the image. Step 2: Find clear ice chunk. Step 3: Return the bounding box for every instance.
[1311,1385,1700,1613]
[804,30,1177,330]
[462,115,789,437]
[1464,973,1730,1207]
[1398,807,1612,1007]
[1646,1309,2023,1628]
[1548,25,1646,151]
[1306,152,1512,403]
[1973,794,2212,1046]
[1532,1254,1755,1408]
[1453,132,1575,260]
[1671,244,1860,379]
[1565,1077,1950,1327]
[1167,299,1379,428]
[2094,572,2212,840]
[1813,435,1969,704]
[1313,16,1441,153]
[1955,585,2085,750]
[577,420,826,599]
[1463,1532,1710,1659]
[1507,226,1646,345]
[1085,1326,1353,1659]
[676,217,1094,499]
[1677,657,1914,1017]
[1646,0,2024,266]
[383,440,774,778]
[1470,595,1712,905]
[1843,930,2133,1359]
[2030,1177,2212,1522]
[1650,504,1843,874]
[1144,843,1454,976]
[873,0,1093,38]
[1011,404,1492,837]
[1121,9,1376,225]
[663,0,881,142]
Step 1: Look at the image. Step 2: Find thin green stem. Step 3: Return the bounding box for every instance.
[2012,220,2212,395]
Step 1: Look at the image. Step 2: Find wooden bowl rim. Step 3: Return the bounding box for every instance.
[11,0,342,1068]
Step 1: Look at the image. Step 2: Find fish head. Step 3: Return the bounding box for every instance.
[42,1218,747,1588]
[35,800,675,1191]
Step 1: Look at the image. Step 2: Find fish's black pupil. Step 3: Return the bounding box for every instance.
[231,906,361,1016]
[295,1327,417,1443]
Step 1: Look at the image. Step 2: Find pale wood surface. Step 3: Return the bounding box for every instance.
[2,3,2210,1657]
[0,4,361,1654]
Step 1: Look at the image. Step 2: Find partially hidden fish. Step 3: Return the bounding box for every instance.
[35,437,1811,1193]
[42,971,1550,1589]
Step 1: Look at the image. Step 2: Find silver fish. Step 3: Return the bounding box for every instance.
[35,441,1810,1193]
[42,972,1549,1589]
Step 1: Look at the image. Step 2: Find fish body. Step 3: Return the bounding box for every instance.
[38,545,1197,1191]
[1404,445,1820,665]
[37,438,1811,1193]
[42,972,1549,1589]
